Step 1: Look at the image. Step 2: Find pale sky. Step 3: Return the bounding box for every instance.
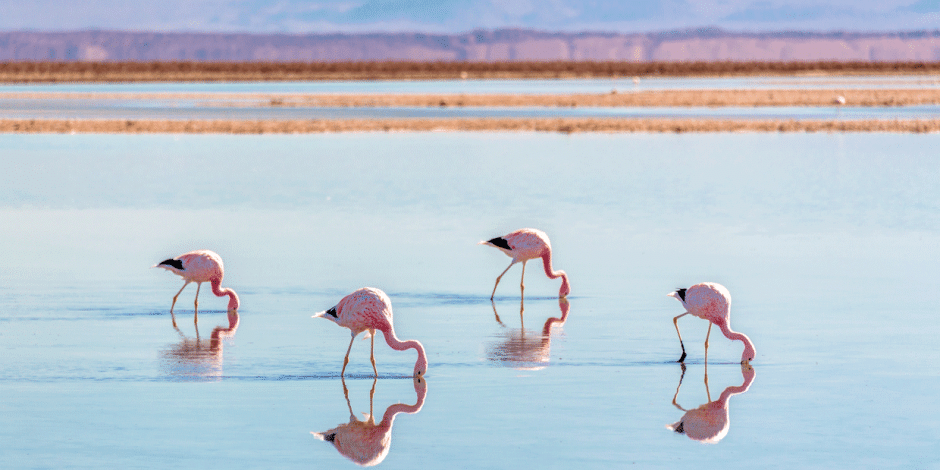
[2,0,938,33]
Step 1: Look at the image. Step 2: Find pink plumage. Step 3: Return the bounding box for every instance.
[311,376,427,466]
[480,228,570,299]
[668,282,755,364]
[667,364,756,444]
[153,249,240,327]
[313,287,428,378]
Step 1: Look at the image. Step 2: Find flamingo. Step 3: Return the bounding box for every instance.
[153,250,240,327]
[668,282,755,364]
[487,297,570,370]
[667,363,756,444]
[312,376,427,466]
[313,287,428,379]
[479,228,570,300]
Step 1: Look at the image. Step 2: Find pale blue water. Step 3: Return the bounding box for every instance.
[3,97,940,120]
[1,133,938,468]
[3,75,940,93]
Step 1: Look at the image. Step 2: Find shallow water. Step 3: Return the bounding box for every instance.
[4,97,940,121]
[3,74,940,94]
[1,133,938,468]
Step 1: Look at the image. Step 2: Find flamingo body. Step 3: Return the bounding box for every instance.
[480,228,570,299]
[668,282,755,364]
[313,288,428,378]
[312,377,427,466]
[668,364,756,444]
[154,250,240,325]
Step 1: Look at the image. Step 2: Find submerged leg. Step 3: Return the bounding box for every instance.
[341,376,353,419]
[193,282,202,324]
[672,362,688,410]
[673,312,689,362]
[490,261,516,300]
[705,359,712,402]
[341,334,355,377]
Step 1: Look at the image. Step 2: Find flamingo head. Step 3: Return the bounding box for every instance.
[412,342,429,379]
[312,305,340,324]
[741,339,756,365]
[558,272,571,298]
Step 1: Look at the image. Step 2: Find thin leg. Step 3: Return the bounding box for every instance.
[370,333,377,378]
[704,322,712,365]
[491,299,504,326]
[673,312,689,362]
[170,281,190,327]
[705,360,712,402]
[490,261,516,300]
[672,362,688,410]
[341,335,355,377]
[519,294,525,329]
[193,282,202,324]
[519,260,527,298]
[341,376,353,419]
[369,377,377,420]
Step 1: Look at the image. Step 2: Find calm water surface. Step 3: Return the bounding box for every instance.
[3,75,940,93]
[1,133,938,468]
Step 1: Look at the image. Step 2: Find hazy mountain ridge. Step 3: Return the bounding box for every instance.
[3,29,940,62]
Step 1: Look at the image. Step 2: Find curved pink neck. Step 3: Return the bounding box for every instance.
[379,382,427,427]
[716,366,756,405]
[380,326,427,374]
[540,251,570,297]
[719,322,755,362]
[211,278,240,311]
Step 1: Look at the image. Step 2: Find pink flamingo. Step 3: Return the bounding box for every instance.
[154,250,240,327]
[488,297,570,370]
[313,287,428,379]
[668,282,755,364]
[479,228,570,299]
[312,376,427,466]
[667,363,756,444]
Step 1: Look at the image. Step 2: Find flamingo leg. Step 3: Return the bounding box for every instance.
[705,359,712,402]
[491,299,505,326]
[341,376,354,420]
[170,281,191,328]
[704,322,712,365]
[519,259,527,298]
[673,312,689,363]
[369,377,377,421]
[193,282,202,324]
[370,332,377,378]
[490,261,516,300]
[341,334,355,377]
[672,362,688,411]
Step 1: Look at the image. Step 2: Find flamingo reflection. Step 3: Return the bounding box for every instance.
[160,311,239,380]
[312,376,428,466]
[667,363,756,444]
[486,297,569,370]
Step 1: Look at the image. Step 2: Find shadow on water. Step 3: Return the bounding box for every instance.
[485,297,570,370]
[160,311,239,382]
[667,363,756,444]
[312,375,428,467]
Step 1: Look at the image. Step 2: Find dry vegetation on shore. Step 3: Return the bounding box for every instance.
[2,60,940,82]
[3,118,939,134]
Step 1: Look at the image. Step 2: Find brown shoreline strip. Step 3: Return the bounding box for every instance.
[3,118,940,134]
[3,60,940,82]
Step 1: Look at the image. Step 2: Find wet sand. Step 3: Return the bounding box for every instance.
[3,117,939,134]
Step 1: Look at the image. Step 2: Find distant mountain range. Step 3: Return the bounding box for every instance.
[3,29,940,62]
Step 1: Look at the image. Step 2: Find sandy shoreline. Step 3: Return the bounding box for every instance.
[3,118,939,134]
[5,88,940,107]
[3,61,940,83]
